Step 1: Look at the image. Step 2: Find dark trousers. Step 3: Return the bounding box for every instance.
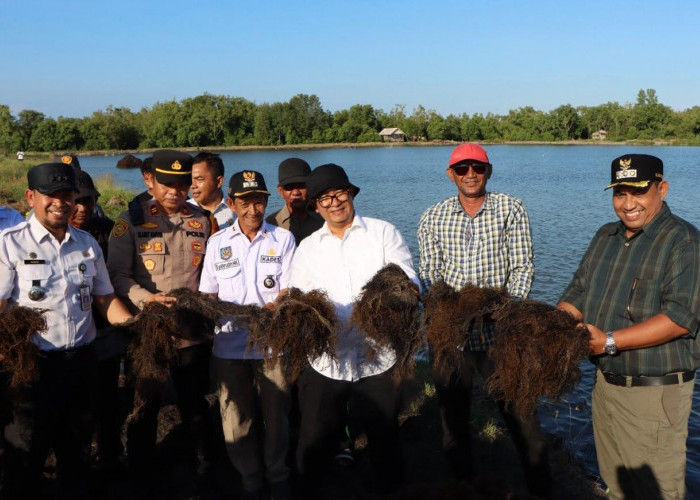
[433,349,551,498]
[213,357,290,493]
[2,346,97,500]
[93,354,123,462]
[126,342,212,474]
[296,366,403,496]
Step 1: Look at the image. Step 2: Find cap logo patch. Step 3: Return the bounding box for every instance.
[112,219,129,238]
[140,222,159,229]
[220,246,232,260]
[615,157,637,180]
[61,155,73,165]
[243,171,256,181]
[144,259,156,272]
[172,160,182,171]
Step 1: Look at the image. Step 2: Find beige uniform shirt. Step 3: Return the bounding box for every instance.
[107,199,210,311]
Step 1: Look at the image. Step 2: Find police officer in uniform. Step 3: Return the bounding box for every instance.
[199,171,295,500]
[107,149,212,488]
[0,163,133,499]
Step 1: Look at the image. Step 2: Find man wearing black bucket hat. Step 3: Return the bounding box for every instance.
[107,149,214,491]
[418,143,551,497]
[266,158,323,245]
[0,162,133,499]
[289,163,419,497]
[199,170,295,500]
[558,154,700,499]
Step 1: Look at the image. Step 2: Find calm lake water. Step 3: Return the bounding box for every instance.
[81,144,700,493]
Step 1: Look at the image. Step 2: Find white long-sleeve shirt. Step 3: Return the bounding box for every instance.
[290,213,419,381]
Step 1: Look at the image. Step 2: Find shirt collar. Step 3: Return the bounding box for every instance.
[229,218,277,243]
[317,212,365,240]
[450,192,491,216]
[28,214,74,244]
[608,202,672,239]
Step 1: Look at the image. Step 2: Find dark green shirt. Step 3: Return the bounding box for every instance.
[560,203,700,376]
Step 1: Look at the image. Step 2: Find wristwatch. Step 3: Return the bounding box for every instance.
[604,331,618,356]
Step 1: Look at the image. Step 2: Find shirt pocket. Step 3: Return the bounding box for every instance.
[16,263,53,300]
[139,250,166,276]
[216,263,244,298]
[258,262,282,297]
[626,278,662,323]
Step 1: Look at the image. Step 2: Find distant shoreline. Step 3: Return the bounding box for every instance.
[63,138,691,157]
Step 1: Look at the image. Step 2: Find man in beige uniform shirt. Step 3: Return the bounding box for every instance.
[107,149,212,491]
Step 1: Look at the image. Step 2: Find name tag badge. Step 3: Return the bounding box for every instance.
[79,284,92,311]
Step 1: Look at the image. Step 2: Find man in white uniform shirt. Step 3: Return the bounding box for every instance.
[0,163,132,499]
[289,163,419,497]
[199,170,295,500]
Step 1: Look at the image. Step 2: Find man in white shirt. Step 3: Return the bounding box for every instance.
[289,163,419,497]
[199,170,295,500]
[188,152,235,231]
[0,163,133,499]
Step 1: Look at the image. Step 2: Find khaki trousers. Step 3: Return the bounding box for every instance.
[592,370,694,500]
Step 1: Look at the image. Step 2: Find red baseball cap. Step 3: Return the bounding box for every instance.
[449,143,491,167]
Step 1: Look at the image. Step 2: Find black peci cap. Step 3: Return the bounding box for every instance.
[278,158,311,186]
[306,164,360,200]
[27,163,77,194]
[228,170,270,198]
[74,168,100,200]
[152,150,193,185]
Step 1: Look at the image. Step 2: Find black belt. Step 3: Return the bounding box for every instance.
[602,370,695,387]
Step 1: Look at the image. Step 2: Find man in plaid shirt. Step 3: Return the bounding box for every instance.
[418,143,550,497]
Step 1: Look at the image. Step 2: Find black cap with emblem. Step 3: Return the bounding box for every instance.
[228,170,270,198]
[27,163,77,194]
[152,149,194,185]
[606,154,663,190]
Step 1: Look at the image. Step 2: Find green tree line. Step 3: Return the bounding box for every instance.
[2,89,700,155]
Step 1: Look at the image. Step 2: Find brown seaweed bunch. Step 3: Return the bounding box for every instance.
[247,288,338,382]
[120,288,267,421]
[0,305,46,388]
[350,264,422,382]
[121,301,179,422]
[424,281,510,380]
[486,299,590,417]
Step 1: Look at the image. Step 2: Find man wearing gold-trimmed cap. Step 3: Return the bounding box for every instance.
[199,170,295,499]
[558,154,700,499]
[107,149,214,490]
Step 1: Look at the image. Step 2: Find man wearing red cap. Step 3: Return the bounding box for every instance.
[418,143,550,497]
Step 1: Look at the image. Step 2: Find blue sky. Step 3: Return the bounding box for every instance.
[2,0,699,119]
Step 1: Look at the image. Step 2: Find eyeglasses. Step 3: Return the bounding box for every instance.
[316,189,351,208]
[451,163,490,176]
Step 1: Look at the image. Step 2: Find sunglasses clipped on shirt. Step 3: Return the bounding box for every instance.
[451,162,491,176]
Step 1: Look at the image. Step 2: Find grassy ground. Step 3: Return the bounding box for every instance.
[0,155,133,221]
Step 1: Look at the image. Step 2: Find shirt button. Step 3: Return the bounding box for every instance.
[624,242,630,247]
